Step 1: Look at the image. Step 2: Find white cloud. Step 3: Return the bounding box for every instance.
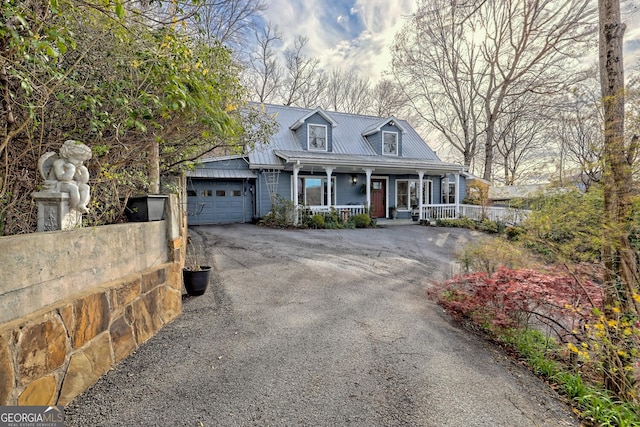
[259,0,416,81]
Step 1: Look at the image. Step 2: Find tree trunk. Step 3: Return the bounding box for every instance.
[149,141,160,194]
[598,0,640,398]
[483,120,495,181]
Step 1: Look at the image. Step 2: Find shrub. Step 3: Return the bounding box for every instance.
[429,266,603,334]
[261,195,295,227]
[311,214,325,229]
[435,217,475,229]
[523,189,604,263]
[353,213,372,228]
[477,218,505,234]
[505,225,526,241]
[458,238,529,274]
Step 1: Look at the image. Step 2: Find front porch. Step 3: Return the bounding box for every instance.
[304,204,529,225]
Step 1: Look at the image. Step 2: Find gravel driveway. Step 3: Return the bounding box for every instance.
[65,223,578,426]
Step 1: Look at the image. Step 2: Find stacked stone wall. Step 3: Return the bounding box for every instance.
[0,262,183,406]
[0,194,187,406]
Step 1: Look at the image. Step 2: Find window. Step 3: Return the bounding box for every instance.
[215,190,226,197]
[396,179,431,210]
[187,190,197,197]
[308,124,327,151]
[382,131,398,155]
[297,176,336,206]
[441,178,456,204]
[201,190,213,197]
[232,190,242,197]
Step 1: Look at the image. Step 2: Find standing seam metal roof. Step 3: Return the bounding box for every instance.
[248,104,444,168]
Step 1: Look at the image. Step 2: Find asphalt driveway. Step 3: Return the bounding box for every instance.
[65,223,578,426]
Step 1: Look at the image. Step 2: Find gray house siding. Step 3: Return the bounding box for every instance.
[366,123,403,156]
[296,114,334,152]
[256,170,292,217]
[200,157,248,171]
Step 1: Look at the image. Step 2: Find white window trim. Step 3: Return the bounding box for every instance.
[441,176,456,204]
[382,131,398,156]
[297,175,337,206]
[395,178,432,210]
[307,124,328,151]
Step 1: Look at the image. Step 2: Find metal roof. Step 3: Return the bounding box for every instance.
[247,104,445,167]
[274,150,464,173]
[186,169,257,179]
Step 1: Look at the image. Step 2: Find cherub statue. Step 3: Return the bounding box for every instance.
[38,140,92,213]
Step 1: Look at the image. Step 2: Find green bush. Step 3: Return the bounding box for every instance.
[261,195,295,227]
[311,214,325,229]
[353,213,372,228]
[435,217,475,229]
[523,189,604,263]
[505,225,526,241]
[458,238,529,274]
[477,218,505,234]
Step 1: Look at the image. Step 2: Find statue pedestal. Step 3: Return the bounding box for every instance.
[32,192,83,231]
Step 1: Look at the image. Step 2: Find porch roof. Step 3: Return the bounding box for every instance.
[186,169,257,179]
[271,150,465,174]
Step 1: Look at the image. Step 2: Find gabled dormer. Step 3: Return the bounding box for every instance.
[290,108,338,152]
[362,116,406,156]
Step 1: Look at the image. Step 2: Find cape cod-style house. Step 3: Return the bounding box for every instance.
[185,104,468,225]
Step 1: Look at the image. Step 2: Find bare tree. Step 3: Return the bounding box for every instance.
[393,0,595,181]
[280,36,319,106]
[324,68,344,112]
[328,70,372,114]
[298,70,328,109]
[371,79,410,118]
[186,0,266,51]
[392,0,485,168]
[554,80,604,190]
[245,24,283,103]
[494,101,549,185]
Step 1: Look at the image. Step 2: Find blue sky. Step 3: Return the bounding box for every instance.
[259,0,416,81]
[259,1,640,81]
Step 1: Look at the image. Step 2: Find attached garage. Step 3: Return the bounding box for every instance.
[186,169,256,225]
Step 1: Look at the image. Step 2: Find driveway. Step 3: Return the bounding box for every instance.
[65,224,578,426]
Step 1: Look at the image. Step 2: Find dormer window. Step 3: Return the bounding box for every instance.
[383,131,398,155]
[308,124,327,151]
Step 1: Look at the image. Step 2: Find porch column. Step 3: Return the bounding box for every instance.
[417,170,425,221]
[364,168,374,212]
[455,173,460,218]
[325,166,334,208]
[293,163,301,224]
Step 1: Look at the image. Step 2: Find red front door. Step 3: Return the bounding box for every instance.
[371,179,386,218]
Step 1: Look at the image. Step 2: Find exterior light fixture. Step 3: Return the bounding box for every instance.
[351,174,358,185]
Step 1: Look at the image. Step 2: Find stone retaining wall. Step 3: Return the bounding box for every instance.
[0,195,186,406]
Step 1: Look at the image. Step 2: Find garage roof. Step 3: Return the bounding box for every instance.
[186,169,257,179]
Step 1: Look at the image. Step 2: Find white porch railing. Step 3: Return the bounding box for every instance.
[298,204,528,225]
[422,204,529,225]
[306,205,368,216]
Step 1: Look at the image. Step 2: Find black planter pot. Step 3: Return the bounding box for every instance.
[183,266,212,296]
[125,195,168,222]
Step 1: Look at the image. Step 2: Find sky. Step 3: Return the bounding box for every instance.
[258,0,416,82]
[258,1,640,82]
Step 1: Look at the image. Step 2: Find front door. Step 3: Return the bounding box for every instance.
[371,179,386,218]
